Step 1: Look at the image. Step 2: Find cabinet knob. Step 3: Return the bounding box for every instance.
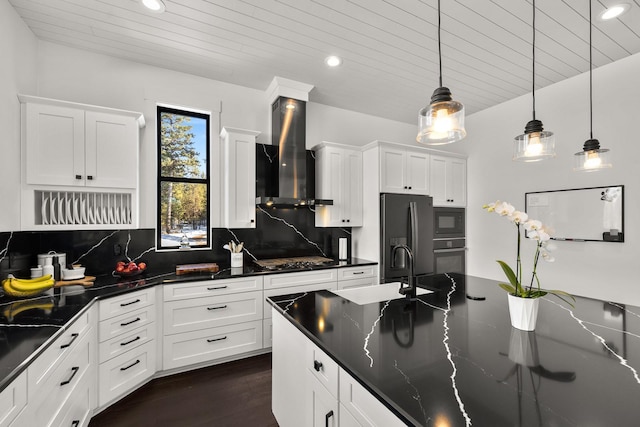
[403,186,408,189]
[408,186,412,190]
[75,175,82,180]
[341,219,345,223]
[313,360,323,372]
[250,219,255,223]
[87,175,93,180]
[346,219,350,223]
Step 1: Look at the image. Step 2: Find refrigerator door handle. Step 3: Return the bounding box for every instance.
[409,201,418,259]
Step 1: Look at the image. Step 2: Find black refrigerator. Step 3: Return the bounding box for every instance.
[380,193,434,283]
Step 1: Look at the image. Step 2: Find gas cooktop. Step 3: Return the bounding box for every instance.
[254,256,334,271]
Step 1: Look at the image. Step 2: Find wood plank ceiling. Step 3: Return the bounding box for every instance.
[8,0,640,124]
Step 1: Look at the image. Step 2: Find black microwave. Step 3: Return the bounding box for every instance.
[433,207,465,238]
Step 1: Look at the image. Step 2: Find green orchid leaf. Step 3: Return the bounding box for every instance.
[498,283,516,294]
[496,260,522,294]
[544,289,576,308]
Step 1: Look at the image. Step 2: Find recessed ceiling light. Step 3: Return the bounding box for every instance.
[325,56,342,67]
[599,3,630,20]
[142,0,166,13]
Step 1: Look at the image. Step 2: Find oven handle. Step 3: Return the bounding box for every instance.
[434,248,466,253]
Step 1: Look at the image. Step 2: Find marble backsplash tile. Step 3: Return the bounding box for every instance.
[0,207,351,279]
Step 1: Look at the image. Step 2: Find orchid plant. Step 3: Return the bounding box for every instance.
[483,201,575,307]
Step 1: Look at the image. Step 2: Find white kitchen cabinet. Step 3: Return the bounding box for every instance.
[337,265,378,290]
[20,95,142,189]
[430,155,466,207]
[0,371,26,427]
[18,95,144,230]
[379,145,429,195]
[97,287,156,407]
[307,370,339,427]
[221,127,260,228]
[314,143,363,227]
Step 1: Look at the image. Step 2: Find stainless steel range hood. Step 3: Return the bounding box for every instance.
[255,96,333,207]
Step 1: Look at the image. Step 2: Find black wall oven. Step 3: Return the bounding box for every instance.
[433,207,466,274]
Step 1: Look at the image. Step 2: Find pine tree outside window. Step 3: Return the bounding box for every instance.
[157,106,210,250]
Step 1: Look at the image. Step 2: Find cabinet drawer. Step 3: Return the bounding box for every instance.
[0,371,26,427]
[338,265,376,281]
[98,340,156,407]
[31,328,93,427]
[306,341,339,399]
[28,308,93,400]
[163,320,263,370]
[98,287,155,320]
[338,277,378,290]
[99,322,156,363]
[164,290,262,335]
[47,374,93,427]
[164,276,263,301]
[264,281,336,319]
[339,369,405,427]
[99,304,155,343]
[264,269,337,290]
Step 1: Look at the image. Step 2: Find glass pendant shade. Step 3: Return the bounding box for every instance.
[417,87,466,145]
[513,119,555,161]
[574,139,612,171]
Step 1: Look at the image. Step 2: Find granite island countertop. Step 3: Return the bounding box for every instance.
[268,273,640,426]
[0,257,376,392]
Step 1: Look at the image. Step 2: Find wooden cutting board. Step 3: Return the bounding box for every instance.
[176,263,220,275]
[54,276,96,287]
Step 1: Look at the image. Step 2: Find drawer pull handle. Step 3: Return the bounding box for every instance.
[121,336,141,346]
[207,285,228,291]
[60,366,79,386]
[120,359,140,371]
[121,317,141,327]
[207,336,227,343]
[313,360,323,372]
[71,421,80,427]
[60,333,79,349]
[120,298,141,307]
[352,271,365,275]
[207,305,228,311]
[325,410,334,427]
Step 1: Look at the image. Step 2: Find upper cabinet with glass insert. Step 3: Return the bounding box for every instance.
[19,95,144,230]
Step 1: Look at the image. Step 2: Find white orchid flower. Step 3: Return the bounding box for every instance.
[543,241,557,252]
[482,201,500,212]
[541,249,555,262]
[508,210,528,224]
[494,201,515,217]
[524,219,542,231]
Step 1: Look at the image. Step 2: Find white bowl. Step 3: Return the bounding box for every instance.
[61,267,85,280]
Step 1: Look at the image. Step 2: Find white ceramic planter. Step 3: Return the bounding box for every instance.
[507,294,540,331]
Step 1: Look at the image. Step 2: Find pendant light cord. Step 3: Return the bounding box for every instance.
[438,0,443,87]
[532,0,536,121]
[589,0,593,139]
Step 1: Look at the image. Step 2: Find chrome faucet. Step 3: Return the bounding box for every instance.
[391,244,416,299]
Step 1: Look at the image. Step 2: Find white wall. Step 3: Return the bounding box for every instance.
[0,1,38,231]
[458,52,640,305]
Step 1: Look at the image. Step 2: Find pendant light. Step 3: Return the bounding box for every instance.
[513,0,555,162]
[416,0,466,145]
[574,0,612,171]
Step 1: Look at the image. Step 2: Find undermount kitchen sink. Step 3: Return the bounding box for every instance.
[332,283,433,305]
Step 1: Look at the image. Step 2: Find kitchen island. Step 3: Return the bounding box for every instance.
[269,274,640,426]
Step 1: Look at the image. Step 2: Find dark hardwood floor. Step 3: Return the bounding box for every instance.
[89,353,278,427]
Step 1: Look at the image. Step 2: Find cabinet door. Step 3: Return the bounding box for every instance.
[405,150,429,195]
[223,130,257,228]
[429,155,449,205]
[307,371,338,427]
[379,146,405,193]
[25,103,85,187]
[449,157,466,206]
[344,150,363,226]
[317,148,345,227]
[85,111,138,189]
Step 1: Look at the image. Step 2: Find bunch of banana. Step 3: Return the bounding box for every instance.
[2,274,55,298]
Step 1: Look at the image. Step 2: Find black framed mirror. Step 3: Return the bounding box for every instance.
[525,185,624,242]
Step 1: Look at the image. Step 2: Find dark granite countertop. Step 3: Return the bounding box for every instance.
[0,257,376,393]
[268,274,640,426]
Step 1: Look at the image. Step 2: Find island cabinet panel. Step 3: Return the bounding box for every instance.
[307,370,338,427]
[0,371,26,427]
[339,370,405,427]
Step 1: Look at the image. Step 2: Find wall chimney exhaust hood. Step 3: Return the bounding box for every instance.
[255,78,333,207]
